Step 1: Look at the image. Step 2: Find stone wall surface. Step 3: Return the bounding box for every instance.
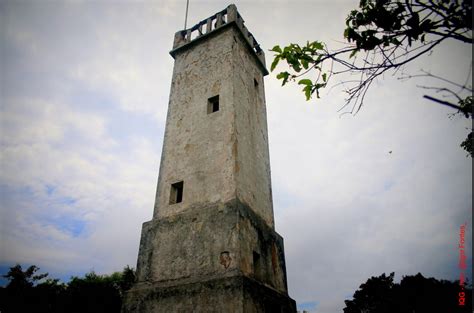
[232,29,274,228]
[122,276,296,313]
[136,199,288,293]
[153,26,236,219]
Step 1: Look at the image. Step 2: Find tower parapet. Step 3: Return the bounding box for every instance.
[171,4,268,75]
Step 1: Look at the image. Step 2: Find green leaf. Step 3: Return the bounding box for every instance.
[322,73,327,82]
[349,49,358,58]
[292,62,301,72]
[270,57,280,72]
[298,79,312,86]
[303,85,312,100]
[312,41,324,50]
[391,37,400,45]
[276,71,290,86]
[301,59,309,69]
[271,45,282,53]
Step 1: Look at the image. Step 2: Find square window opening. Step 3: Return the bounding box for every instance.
[207,95,219,114]
[169,181,184,204]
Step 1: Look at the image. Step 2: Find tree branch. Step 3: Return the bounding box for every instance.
[423,95,464,111]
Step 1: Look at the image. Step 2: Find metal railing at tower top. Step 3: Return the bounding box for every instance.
[171,4,267,70]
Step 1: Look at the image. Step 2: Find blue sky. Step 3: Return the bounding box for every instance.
[0,1,472,312]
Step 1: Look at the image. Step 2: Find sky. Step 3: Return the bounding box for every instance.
[0,1,472,312]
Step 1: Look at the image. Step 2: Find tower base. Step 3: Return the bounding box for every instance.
[122,275,296,313]
[122,199,296,312]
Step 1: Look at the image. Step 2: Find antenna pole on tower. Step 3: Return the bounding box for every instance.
[184,0,189,30]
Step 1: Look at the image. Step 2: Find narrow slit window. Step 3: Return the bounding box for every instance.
[169,181,184,204]
[253,251,261,276]
[254,78,259,88]
[207,95,219,114]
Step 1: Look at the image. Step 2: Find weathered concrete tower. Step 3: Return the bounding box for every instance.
[122,5,296,312]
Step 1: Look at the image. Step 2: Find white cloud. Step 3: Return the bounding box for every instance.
[0,94,160,275]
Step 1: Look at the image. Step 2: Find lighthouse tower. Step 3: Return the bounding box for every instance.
[122,5,296,312]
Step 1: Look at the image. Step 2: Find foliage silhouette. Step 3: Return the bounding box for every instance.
[0,264,136,313]
[344,272,472,313]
